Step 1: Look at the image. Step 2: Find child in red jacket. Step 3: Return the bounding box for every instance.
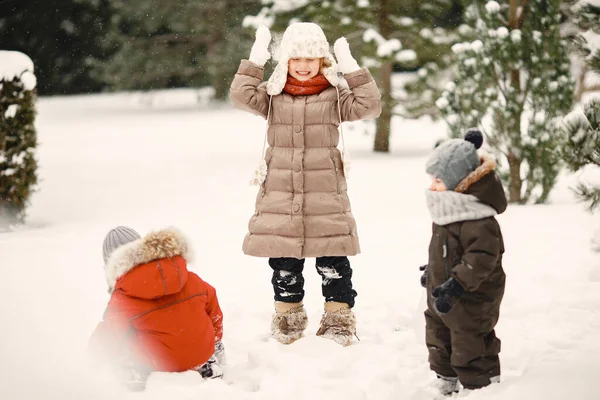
[88,226,225,390]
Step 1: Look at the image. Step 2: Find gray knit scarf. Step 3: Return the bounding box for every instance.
[425,190,497,226]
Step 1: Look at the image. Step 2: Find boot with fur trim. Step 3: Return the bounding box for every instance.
[316,302,356,347]
[271,302,308,344]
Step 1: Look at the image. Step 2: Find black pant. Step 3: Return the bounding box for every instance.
[269,256,357,307]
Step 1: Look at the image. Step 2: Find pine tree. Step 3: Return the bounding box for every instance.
[101,0,262,99]
[569,0,600,101]
[246,0,463,152]
[0,0,117,95]
[561,100,600,211]
[561,1,600,212]
[0,52,38,228]
[436,0,575,204]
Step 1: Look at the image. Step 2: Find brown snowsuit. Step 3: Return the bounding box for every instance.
[425,154,507,390]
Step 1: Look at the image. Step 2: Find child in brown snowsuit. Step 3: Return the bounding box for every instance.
[421,129,507,394]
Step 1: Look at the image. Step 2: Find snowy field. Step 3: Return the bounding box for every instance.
[0,88,599,400]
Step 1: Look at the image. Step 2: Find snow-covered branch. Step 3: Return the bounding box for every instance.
[0,51,37,90]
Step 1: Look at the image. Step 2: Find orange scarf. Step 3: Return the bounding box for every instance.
[283,74,331,96]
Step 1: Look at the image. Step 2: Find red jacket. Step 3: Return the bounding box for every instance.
[89,229,223,372]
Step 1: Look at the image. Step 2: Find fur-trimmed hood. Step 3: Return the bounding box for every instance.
[454,152,507,214]
[267,22,340,96]
[104,228,193,294]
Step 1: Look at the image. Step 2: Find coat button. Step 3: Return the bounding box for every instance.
[293,164,301,172]
[294,125,302,133]
[293,204,300,213]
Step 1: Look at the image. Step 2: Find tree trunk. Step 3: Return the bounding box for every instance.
[206,2,226,99]
[509,0,519,27]
[575,64,589,102]
[506,0,523,203]
[507,66,523,203]
[373,0,393,153]
[507,152,523,203]
[374,61,393,152]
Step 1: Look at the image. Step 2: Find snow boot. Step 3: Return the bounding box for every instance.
[316,302,356,347]
[434,375,459,396]
[197,353,224,379]
[271,301,308,344]
[120,367,150,392]
[459,375,501,394]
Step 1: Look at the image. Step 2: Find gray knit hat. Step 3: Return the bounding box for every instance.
[426,129,483,190]
[102,226,141,264]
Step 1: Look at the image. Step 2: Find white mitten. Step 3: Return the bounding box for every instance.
[248,25,272,67]
[342,149,352,178]
[250,159,268,186]
[334,37,361,74]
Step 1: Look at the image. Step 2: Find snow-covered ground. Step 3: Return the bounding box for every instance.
[0,89,598,400]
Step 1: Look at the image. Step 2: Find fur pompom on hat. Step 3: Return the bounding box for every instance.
[426,129,484,191]
[267,22,339,96]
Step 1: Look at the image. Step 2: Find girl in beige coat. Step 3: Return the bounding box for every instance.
[230,22,381,346]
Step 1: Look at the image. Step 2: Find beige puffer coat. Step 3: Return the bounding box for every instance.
[230,60,381,259]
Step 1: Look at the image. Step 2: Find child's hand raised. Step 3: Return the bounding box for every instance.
[249,25,272,67]
[334,37,361,74]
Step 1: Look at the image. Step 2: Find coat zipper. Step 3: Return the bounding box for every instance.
[443,235,450,280]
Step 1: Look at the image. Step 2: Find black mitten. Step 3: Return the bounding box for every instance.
[432,277,464,314]
[419,265,427,288]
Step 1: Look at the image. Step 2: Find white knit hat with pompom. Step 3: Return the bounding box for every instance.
[267,22,339,96]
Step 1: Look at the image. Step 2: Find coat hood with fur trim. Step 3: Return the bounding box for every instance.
[267,22,339,96]
[454,153,507,214]
[104,228,194,295]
